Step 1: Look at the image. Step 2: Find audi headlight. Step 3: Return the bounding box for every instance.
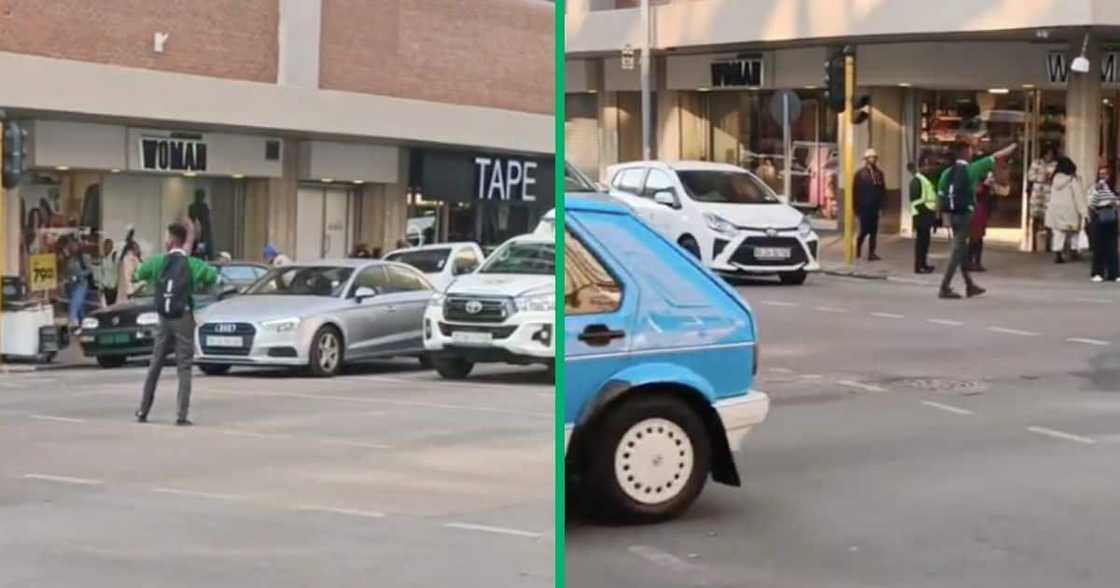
[136,312,159,326]
[81,317,100,330]
[798,218,813,237]
[262,318,300,332]
[515,293,555,312]
[703,212,738,236]
[429,292,446,308]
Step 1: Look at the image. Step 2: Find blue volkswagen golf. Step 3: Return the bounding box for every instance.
[564,189,770,523]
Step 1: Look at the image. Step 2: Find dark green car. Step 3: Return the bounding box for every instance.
[77,262,267,368]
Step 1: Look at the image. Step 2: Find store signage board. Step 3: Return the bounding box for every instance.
[1047,51,1120,85]
[138,135,208,172]
[28,254,57,291]
[711,55,764,89]
[474,156,539,202]
[621,45,636,71]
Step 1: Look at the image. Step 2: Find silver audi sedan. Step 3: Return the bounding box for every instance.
[193,259,433,377]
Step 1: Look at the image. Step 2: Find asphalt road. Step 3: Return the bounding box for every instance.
[0,361,553,587]
[567,269,1120,588]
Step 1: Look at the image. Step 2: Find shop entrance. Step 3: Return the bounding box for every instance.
[296,187,352,261]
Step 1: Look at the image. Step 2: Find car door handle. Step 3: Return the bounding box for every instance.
[578,324,625,346]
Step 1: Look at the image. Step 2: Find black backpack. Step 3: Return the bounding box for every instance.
[939,163,972,214]
[155,253,192,319]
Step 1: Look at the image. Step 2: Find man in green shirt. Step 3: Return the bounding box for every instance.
[936,140,1017,299]
[133,222,219,425]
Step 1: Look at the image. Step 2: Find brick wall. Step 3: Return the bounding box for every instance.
[320,0,553,114]
[0,0,278,82]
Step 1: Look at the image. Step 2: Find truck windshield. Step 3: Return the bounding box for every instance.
[384,248,451,273]
[479,241,555,275]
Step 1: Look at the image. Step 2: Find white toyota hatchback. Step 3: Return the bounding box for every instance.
[606,161,821,284]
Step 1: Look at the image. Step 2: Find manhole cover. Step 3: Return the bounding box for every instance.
[899,378,989,395]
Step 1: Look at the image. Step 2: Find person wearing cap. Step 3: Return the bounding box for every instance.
[854,148,886,261]
[263,245,292,267]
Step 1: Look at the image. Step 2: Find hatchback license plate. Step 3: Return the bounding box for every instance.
[97,333,130,346]
[755,247,791,260]
[206,336,243,348]
[452,331,493,346]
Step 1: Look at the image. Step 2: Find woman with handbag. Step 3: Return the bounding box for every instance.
[1089,166,1120,282]
[1046,157,1089,264]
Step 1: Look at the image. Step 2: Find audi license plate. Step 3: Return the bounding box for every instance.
[754,247,791,260]
[452,331,492,346]
[206,336,243,348]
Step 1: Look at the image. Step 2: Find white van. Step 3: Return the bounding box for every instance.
[606,161,821,285]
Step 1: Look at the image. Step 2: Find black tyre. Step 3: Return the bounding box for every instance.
[546,360,555,382]
[678,236,702,260]
[96,355,127,369]
[779,270,808,285]
[308,326,344,378]
[433,355,474,380]
[199,364,231,376]
[585,394,711,523]
[418,353,434,370]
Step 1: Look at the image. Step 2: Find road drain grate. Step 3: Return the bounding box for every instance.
[898,378,989,395]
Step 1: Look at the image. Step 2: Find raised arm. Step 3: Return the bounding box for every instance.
[993,142,1018,161]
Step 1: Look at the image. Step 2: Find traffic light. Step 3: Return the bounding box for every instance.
[2,121,28,189]
[824,51,846,112]
[851,95,872,125]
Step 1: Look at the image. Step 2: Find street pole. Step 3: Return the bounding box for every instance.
[640,0,651,160]
[842,52,856,266]
[0,120,6,358]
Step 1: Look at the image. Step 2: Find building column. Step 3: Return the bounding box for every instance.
[1066,35,1103,190]
[597,85,621,181]
[3,186,19,276]
[358,147,409,255]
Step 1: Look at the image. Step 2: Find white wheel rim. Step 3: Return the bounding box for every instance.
[318,333,339,371]
[615,417,694,505]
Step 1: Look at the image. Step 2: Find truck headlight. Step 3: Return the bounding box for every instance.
[515,293,555,312]
[81,317,100,330]
[429,292,445,308]
[136,312,159,326]
[703,212,738,236]
[798,218,813,237]
[262,318,300,332]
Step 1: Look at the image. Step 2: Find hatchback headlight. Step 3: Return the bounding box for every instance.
[515,293,555,312]
[136,312,159,326]
[262,318,300,332]
[703,212,738,236]
[81,317,100,330]
[798,218,813,237]
[429,292,446,308]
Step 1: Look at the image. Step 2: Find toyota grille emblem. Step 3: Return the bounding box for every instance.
[216,324,236,334]
[766,228,777,237]
[465,300,484,314]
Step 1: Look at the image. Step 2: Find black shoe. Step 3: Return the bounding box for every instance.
[135,409,147,423]
[966,285,987,298]
[868,254,882,261]
[924,265,937,273]
[1055,254,1066,264]
[915,266,934,274]
[175,418,193,427]
[1071,251,1083,262]
[939,289,962,299]
[972,265,988,273]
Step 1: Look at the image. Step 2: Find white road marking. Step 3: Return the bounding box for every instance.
[761,300,798,307]
[29,414,86,423]
[444,522,542,539]
[987,326,1041,337]
[628,545,705,575]
[813,306,848,313]
[768,367,794,374]
[927,318,964,326]
[921,400,974,416]
[249,390,551,418]
[1066,337,1111,346]
[870,312,904,319]
[317,439,393,450]
[1026,426,1096,445]
[151,487,254,502]
[296,505,386,519]
[1074,297,1113,304]
[23,473,103,486]
[214,429,288,440]
[837,380,886,393]
[799,374,824,380]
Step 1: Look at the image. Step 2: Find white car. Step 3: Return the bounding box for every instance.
[423,233,554,379]
[606,161,821,285]
[383,242,485,292]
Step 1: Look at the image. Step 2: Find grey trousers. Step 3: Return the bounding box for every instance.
[941,213,977,291]
[139,315,194,420]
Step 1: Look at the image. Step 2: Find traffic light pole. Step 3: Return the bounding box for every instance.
[842,54,856,267]
[640,0,651,160]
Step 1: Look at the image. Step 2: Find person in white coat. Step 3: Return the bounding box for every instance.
[1046,156,1089,263]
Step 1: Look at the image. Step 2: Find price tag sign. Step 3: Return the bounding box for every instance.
[29,253,58,291]
[621,45,635,71]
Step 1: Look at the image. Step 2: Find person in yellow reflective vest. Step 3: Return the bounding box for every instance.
[908,160,938,274]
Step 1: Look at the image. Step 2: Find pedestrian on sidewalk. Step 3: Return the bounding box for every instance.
[908,160,938,274]
[936,140,1018,299]
[855,148,886,261]
[1089,166,1120,282]
[1028,146,1057,250]
[117,239,142,301]
[61,236,94,329]
[133,222,218,426]
[967,172,996,272]
[263,244,292,267]
[1046,157,1088,264]
[95,238,119,306]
